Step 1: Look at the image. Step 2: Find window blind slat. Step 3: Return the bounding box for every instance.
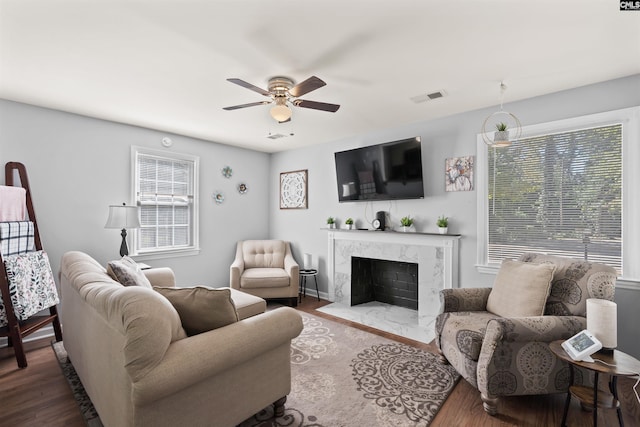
[488,124,622,273]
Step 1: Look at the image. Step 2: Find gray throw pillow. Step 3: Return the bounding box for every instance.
[153,286,239,336]
[107,256,152,288]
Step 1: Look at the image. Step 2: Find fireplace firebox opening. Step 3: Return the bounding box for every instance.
[350,257,418,310]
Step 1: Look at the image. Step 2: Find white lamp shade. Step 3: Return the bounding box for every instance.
[303,253,312,270]
[586,298,617,349]
[105,205,141,229]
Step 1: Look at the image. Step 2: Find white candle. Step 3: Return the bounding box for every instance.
[303,253,312,270]
[587,298,617,349]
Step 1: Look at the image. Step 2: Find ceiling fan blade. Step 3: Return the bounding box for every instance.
[293,99,340,113]
[289,76,326,97]
[223,101,271,111]
[227,78,271,97]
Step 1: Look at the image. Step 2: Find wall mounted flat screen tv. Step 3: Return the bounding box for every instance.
[335,136,424,202]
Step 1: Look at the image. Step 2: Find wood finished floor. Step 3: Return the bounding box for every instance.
[1,297,638,427]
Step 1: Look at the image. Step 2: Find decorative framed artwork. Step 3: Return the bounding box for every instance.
[445,156,474,192]
[280,169,308,209]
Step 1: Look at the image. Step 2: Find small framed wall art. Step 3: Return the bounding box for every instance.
[280,169,308,209]
[445,156,474,192]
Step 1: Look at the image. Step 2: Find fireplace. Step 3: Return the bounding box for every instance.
[324,229,460,341]
[351,257,418,310]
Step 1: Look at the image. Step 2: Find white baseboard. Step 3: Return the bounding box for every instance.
[0,324,55,348]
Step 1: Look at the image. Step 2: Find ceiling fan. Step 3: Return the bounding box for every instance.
[223,76,340,123]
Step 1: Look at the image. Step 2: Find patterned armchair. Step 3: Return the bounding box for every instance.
[435,253,617,415]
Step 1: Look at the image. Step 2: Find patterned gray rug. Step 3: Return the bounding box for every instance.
[53,312,460,427]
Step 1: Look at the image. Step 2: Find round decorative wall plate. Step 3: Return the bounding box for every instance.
[221,166,233,178]
[238,183,248,194]
[212,191,225,204]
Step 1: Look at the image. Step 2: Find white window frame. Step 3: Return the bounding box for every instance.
[130,146,200,260]
[476,106,640,288]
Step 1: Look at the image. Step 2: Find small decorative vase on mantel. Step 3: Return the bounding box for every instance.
[345,218,354,230]
[438,227,448,234]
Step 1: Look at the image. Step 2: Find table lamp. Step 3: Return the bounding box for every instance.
[586,298,617,352]
[105,203,141,257]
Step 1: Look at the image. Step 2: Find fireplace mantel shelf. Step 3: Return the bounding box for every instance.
[322,228,461,237]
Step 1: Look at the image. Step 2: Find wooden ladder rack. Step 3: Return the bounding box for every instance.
[0,161,63,368]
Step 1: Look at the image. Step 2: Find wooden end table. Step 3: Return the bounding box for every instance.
[550,340,640,427]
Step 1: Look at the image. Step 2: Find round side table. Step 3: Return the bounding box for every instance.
[550,340,640,427]
[299,269,319,303]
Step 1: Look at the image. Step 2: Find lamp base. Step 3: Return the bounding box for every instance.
[598,347,615,354]
[119,228,129,257]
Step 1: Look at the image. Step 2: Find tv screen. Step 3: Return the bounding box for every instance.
[335,137,424,202]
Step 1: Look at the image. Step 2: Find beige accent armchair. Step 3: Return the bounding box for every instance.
[230,240,299,306]
[435,253,617,415]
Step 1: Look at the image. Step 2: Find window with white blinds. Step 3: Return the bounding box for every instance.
[487,124,622,272]
[477,107,640,284]
[132,147,199,256]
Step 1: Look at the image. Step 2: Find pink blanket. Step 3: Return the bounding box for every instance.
[0,186,27,221]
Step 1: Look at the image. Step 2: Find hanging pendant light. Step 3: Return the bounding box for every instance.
[481,82,522,148]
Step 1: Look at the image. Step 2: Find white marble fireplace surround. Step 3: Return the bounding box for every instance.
[319,230,460,343]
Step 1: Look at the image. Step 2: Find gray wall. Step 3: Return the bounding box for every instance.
[1,75,638,358]
[269,74,640,358]
[0,99,271,286]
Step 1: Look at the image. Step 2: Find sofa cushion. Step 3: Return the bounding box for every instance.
[240,268,290,288]
[224,287,267,320]
[518,253,617,316]
[107,256,152,288]
[154,286,239,336]
[486,259,556,318]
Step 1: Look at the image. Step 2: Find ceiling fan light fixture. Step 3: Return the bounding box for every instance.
[270,104,292,122]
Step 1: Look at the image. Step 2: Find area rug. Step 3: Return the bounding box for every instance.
[53,312,460,427]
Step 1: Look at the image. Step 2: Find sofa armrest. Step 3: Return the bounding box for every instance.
[131,306,303,405]
[439,287,492,313]
[143,268,176,287]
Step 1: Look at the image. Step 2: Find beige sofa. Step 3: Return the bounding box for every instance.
[59,251,303,427]
[230,240,299,306]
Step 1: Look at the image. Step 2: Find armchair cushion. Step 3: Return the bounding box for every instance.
[240,267,291,288]
[154,286,238,336]
[486,260,556,318]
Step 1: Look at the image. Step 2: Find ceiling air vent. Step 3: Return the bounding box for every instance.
[410,90,446,104]
[267,133,288,140]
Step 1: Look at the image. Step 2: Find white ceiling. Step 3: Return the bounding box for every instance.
[1,1,639,153]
